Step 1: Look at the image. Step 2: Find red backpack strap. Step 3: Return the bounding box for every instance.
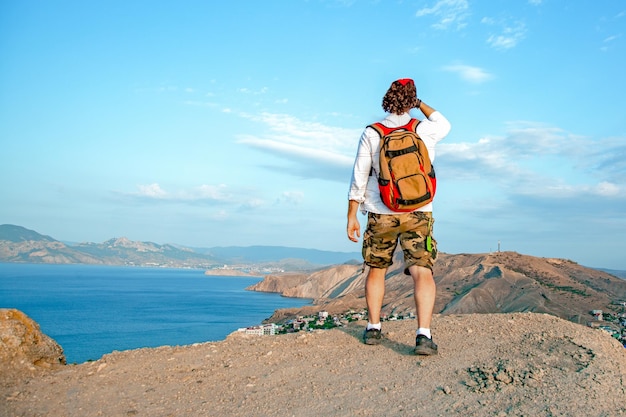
[406,118,420,132]
[368,119,420,137]
[367,122,392,137]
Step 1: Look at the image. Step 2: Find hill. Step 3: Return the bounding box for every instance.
[0,224,360,270]
[0,224,56,243]
[249,251,626,336]
[196,245,361,265]
[2,311,625,416]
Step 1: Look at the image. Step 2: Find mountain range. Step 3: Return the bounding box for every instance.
[0,224,361,270]
[249,250,626,329]
[3,224,625,339]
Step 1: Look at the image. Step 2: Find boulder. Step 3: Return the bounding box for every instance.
[0,308,66,385]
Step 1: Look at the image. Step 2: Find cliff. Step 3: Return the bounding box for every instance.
[248,251,626,326]
[0,309,66,385]
[2,311,625,416]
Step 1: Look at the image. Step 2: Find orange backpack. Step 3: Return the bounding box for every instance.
[369,118,436,212]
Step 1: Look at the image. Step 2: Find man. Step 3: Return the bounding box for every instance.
[347,78,451,355]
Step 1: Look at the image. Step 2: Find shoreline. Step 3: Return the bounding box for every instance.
[0,264,312,364]
[4,313,625,417]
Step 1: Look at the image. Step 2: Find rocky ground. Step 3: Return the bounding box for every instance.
[2,312,625,417]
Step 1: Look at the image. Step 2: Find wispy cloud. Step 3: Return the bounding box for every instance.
[415,0,470,30]
[128,183,233,203]
[482,17,527,50]
[119,182,272,216]
[437,123,625,200]
[236,112,359,182]
[238,87,269,95]
[601,33,622,52]
[137,183,168,198]
[443,64,493,83]
[586,136,626,183]
[276,191,305,205]
[434,123,625,264]
[183,100,219,108]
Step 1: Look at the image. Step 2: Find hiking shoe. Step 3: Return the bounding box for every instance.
[363,328,383,345]
[414,334,438,355]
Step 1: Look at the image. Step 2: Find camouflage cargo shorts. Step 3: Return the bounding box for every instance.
[362,211,437,272]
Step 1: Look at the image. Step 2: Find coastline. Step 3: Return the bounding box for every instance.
[4,312,625,417]
[0,264,311,364]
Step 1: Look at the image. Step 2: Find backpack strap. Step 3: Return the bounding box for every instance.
[406,118,420,132]
[368,122,388,137]
[367,118,420,137]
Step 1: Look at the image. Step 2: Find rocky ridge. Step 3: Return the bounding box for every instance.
[0,309,66,386]
[249,251,626,328]
[0,224,359,270]
[1,310,625,416]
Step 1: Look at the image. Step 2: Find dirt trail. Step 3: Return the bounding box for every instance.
[2,313,625,417]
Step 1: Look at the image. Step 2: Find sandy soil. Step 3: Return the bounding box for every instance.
[2,313,625,417]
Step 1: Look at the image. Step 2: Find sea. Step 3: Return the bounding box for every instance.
[0,263,312,364]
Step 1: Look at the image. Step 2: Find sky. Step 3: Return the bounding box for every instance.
[1,0,625,269]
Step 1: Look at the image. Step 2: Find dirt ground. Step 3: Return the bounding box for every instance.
[2,313,625,417]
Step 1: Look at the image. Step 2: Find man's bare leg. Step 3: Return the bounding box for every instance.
[363,267,387,344]
[409,264,438,355]
[365,267,387,325]
[408,265,436,329]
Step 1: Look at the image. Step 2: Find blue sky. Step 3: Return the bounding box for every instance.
[1,1,624,269]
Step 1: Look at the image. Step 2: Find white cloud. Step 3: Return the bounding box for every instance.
[415,0,470,30]
[483,19,527,50]
[127,183,241,205]
[193,184,231,201]
[183,100,219,108]
[276,191,305,205]
[239,137,354,168]
[435,124,625,267]
[603,35,620,43]
[437,123,625,200]
[240,112,358,152]
[137,183,167,198]
[238,87,269,95]
[601,34,621,52]
[236,111,361,182]
[209,210,230,221]
[443,64,493,83]
[596,181,620,196]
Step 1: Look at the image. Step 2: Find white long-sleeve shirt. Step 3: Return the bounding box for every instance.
[348,111,451,214]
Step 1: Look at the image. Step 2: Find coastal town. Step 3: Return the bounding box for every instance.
[238,306,626,348]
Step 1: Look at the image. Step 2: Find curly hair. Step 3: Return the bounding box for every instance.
[382,79,419,114]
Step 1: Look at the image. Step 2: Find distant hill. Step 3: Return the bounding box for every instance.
[0,225,56,243]
[0,224,361,270]
[196,245,361,266]
[599,268,626,280]
[250,250,626,329]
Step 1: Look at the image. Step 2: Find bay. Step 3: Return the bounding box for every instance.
[0,263,311,363]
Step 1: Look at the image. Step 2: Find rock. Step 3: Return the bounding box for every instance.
[2,312,626,417]
[0,309,66,385]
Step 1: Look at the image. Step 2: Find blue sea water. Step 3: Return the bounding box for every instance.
[0,263,311,364]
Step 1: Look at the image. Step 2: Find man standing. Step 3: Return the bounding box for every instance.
[347,78,451,355]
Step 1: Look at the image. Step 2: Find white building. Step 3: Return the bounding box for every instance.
[239,323,278,336]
